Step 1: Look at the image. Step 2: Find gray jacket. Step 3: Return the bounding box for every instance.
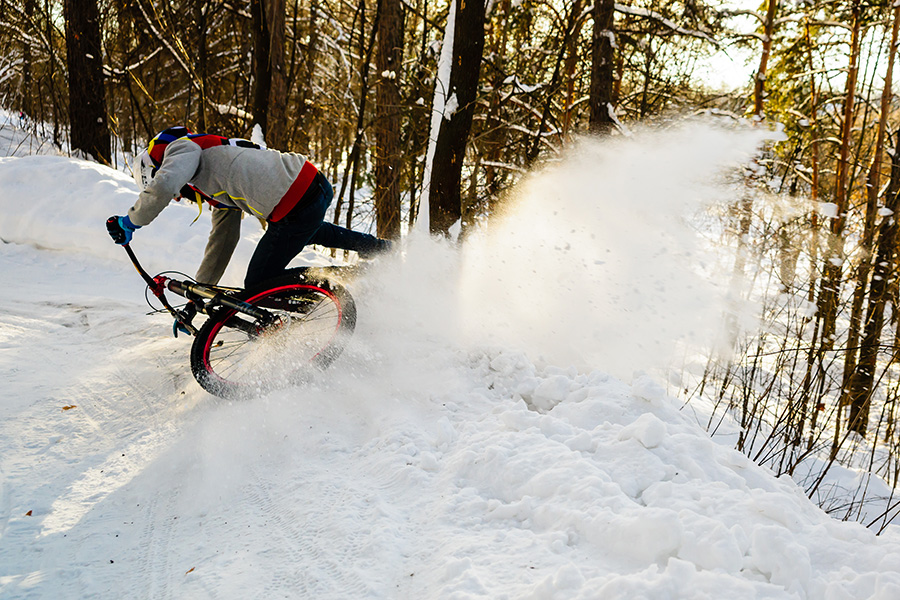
[127,137,312,284]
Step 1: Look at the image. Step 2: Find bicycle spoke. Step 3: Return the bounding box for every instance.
[191,279,354,398]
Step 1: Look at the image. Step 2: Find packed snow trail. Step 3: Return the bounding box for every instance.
[2,125,900,598]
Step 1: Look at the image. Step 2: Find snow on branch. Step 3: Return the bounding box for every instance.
[502,75,544,94]
[607,103,631,136]
[730,31,767,43]
[720,8,765,24]
[614,3,715,43]
[480,160,527,174]
[103,47,164,78]
[211,103,252,122]
[808,19,853,32]
[0,21,41,47]
[505,121,561,140]
[221,1,252,20]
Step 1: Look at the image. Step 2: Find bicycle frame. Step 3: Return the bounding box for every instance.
[122,244,274,336]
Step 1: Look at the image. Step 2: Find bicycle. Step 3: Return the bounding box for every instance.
[120,244,357,399]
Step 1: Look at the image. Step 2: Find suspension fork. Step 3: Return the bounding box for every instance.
[123,243,199,335]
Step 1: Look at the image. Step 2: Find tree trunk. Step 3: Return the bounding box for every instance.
[428,0,485,236]
[251,0,285,145]
[845,5,900,437]
[725,1,779,344]
[482,0,511,203]
[46,0,62,147]
[375,0,403,240]
[405,0,432,229]
[589,0,615,133]
[293,0,320,153]
[22,0,35,117]
[524,0,581,165]
[561,0,584,139]
[265,0,287,147]
[753,0,778,119]
[251,0,271,135]
[846,131,900,438]
[333,0,383,230]
[801,15,824,449]
[818,0,861,354]
[865,4,899,218]
[64,0,111,163]
[195,0,209,130]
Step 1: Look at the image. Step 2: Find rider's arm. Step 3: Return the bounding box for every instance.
[128,138,201,227]
[195,207,242,285]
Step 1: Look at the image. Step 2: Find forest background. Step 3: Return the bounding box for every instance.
[2,0,900,529]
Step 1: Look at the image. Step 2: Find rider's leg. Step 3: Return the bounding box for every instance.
[309,221,392,257]
[305,176,392,257]
[244,174,393,288]
[244,186,328,288]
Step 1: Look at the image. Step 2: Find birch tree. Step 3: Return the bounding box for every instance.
[428,0,485,236]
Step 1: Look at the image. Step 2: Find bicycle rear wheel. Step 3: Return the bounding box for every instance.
[190,272,356,399]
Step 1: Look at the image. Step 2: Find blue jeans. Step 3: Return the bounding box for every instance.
[244,174,387,288]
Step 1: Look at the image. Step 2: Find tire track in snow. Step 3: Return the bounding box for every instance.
[245,463,377,598]
[31,333,194,539]
[136,492,180,599]
[0,247,213,598]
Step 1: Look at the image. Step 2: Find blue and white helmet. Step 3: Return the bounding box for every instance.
[133,149,156,192]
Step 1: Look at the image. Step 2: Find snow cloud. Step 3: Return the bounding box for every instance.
[455,121,774,377]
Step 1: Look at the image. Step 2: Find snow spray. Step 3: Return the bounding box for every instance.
[355,120,777,383]
[454,121,777,377]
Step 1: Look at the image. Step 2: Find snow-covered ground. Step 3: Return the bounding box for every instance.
[1,119,900,599]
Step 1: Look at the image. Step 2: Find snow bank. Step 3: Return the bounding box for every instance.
[396,354,900,598]
[1,120,900,599]
[0,156,329,288]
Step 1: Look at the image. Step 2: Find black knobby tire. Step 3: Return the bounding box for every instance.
[189,271,357,399]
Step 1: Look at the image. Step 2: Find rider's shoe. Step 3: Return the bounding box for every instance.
[358,238,394,260]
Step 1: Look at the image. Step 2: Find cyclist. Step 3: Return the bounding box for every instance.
[107,126,391,288]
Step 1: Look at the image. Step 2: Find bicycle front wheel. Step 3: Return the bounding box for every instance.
[190,272,357,399]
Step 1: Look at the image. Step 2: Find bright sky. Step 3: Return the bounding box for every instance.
[696,1,759,92]
[696,45,756,91]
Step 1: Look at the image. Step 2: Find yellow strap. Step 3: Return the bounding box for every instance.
[183,188,203,224]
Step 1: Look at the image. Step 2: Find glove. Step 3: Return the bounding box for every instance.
[106,215,141,245]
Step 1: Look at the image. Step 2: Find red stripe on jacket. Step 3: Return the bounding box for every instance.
[190,134,230,150]
[268,161,319,222]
